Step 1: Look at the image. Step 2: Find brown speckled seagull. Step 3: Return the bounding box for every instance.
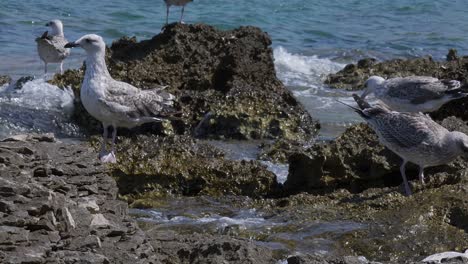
[35,19,70,74]
[65,34,176,163]
[344,94,468,195]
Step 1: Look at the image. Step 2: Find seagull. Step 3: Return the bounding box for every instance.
[422,249,468,263]
[164,0,193,25]
[340,94,468,196]
[361,76,467,112]
[35,19,70,74]
[65,34,176,163]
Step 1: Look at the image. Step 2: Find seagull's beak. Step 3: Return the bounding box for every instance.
[64,42,79,48]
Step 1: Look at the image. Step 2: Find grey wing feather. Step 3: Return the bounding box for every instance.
[103,80,175,120]
[36,35,70,60]
[384,76,457,104]
[366,110,446,149]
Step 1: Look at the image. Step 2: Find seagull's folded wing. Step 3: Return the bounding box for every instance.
[384,77,452,104]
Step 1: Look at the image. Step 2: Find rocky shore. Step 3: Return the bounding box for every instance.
[1,23,468,263]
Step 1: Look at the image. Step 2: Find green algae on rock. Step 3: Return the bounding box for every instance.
[50,23,319,140]
[104,135,279,207]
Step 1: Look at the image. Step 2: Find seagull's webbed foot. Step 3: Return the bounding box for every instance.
[99,151,117,164]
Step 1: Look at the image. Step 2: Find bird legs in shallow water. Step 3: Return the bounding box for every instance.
[59,61,64,74]
[99,124,117,163]
[400,161,412,196]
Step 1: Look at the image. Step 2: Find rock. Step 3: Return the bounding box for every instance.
[447,48,459,61]
[111,135,279,206]
[50,23,319,140]
[90,214,111,227]
[0,137,157,263]
[14,76,34,90]
[147,229,275,264]
[0,75,11,86]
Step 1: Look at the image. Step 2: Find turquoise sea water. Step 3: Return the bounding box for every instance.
[1,0,468,137]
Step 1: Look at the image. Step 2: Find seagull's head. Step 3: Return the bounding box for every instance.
[65,34,106,54]
[362,76,385,99]
[45,19,64,36]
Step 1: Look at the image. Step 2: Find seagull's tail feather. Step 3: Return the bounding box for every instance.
[352,94,372,110]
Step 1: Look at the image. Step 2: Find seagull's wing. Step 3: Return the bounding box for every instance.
[101,80,176,122]
[384,76,460,104]
[365,110,446,149]
[36,35,70,59]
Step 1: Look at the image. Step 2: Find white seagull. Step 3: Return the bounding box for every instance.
[343,94,468,196]
[65,34,176,163]
[35,19,71,74]
[164,0,194,25]
[361,76,467,112]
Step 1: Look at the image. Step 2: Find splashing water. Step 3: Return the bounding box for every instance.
[0,78,83,139]
[273,46,363,139]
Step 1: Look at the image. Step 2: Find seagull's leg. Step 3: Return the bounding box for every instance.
[99,123,109,159]
[60,62,64,74]
[418,166,425,184]
[44,62,48,74]
[400,161,412,196]
[111,126,117,154]
[100,126,117,163]
[180,6,185,23]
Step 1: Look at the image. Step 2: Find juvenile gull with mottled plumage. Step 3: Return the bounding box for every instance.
[164,0,193,25]
[65,34,176,163]
[361,76,467,112]
[345,94,468,195]
[35,19,70,74]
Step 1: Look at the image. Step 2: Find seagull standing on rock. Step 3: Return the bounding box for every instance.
[65,34,176,163]
[35,19,70,74]
[361,76,467,112]
[164,0,193,25]
[343,94,468,196]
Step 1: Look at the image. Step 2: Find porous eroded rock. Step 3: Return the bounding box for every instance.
[284,121,468,195]
[50,23,319,140]
[0,134,157,263]
[106,135,279,207]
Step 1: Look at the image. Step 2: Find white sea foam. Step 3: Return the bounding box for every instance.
[273,46,345,88]
[273,47,365,138]
[0,78,75,114]
[0,77,80,138]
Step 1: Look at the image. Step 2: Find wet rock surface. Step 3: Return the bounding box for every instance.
[0,134,158,263]
[50,23,319,140]
[106,135,279,207]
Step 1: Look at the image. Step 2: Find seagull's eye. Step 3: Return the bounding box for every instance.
[86,39,91,43]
